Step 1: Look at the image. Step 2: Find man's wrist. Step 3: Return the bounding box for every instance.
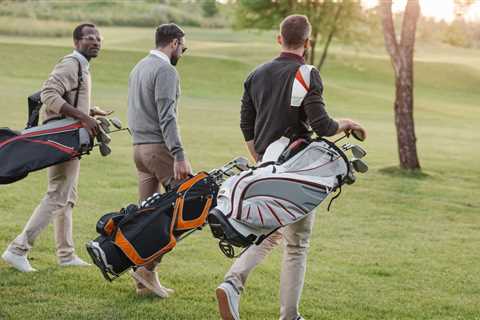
[173,150,185,161]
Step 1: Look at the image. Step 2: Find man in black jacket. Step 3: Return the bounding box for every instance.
[216,15,366,320]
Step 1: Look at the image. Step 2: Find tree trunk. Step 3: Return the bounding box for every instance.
[309,32,317,65]
[317,2,343,71]
[381,0,421,170]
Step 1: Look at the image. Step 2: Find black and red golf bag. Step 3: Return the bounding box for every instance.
[86,172,219,281]
[0,118,92,184]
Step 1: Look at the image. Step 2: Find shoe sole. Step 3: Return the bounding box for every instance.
[216,287,235,320]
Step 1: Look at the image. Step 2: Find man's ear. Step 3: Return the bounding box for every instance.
[304,38,310,49]
[73,39,80,49]
[171,38,179,49]
[277,35,283,46]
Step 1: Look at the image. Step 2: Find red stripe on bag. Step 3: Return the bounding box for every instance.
[265,203,283,226]
[0,123,83,149]
[295,70,309,91]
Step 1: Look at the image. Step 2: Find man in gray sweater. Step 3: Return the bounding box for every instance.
[127,23,192,298]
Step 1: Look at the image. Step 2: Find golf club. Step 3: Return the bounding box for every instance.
[351,158,368,173]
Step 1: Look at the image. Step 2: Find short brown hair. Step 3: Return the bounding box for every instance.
[280,15,311,49]
[155,23,185,47]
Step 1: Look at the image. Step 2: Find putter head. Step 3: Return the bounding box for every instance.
[351,145,367,159]
[109,117,122,130]
[351,158,368,173]
[351,129,366,141]
[99,143,111,157]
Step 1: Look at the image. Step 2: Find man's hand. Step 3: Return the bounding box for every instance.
[336,119,367,140]
[174,159,192,181]
[80,114,100,137]
[90,106,113,117]
[245,140,260,162]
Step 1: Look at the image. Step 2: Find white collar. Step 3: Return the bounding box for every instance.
[72,50,90,70]
[150,49,171,64]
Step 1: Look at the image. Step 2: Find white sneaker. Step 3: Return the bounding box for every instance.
[216,281,240,320]
[130,268,173,298]
[59,255,92,267]
[1,250,37,272]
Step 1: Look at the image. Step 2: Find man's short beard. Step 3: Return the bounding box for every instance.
[171,55,179,66]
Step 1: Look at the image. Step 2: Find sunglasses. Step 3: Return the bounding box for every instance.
[80,35,104,42]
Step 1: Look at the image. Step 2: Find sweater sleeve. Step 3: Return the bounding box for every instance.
[303,68,338,137]
[240,73,256,141]
[40,58,78,114]
[155,68,185,161]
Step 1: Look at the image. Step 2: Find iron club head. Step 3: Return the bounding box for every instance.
[351,158,368,173]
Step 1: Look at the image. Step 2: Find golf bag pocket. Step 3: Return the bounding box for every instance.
[87,172,218,281]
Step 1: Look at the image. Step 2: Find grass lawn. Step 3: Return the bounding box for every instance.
[0,26,479,320]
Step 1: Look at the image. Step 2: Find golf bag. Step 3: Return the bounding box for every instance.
[86,172,219,281]
[208,137,353,257]
[0,118,92,184]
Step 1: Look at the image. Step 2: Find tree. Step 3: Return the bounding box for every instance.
[234,0,364,70]
[202,0,219,18]
[380,0,421,170]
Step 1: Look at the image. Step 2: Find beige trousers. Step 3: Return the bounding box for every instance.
[224,213,316,320]
[133,143,174,202]
[8,159,80,263]
[133,143,174,271]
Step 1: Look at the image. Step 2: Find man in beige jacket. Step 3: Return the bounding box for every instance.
[2,23,109,272]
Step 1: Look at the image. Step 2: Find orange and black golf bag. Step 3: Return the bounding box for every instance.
[86,172,219,281]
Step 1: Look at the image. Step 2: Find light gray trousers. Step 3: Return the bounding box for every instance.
[8,159,80,263]
[224,213,315,320]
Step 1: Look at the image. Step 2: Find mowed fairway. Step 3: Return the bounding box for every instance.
[0,27,479,320]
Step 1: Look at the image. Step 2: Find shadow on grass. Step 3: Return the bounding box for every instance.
[379,166,431,180]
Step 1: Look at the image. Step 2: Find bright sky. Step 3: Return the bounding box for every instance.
[362,0,480,23]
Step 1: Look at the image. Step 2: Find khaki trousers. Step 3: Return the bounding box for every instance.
[133,143,174,271]
[133,143,174,202]
[8,159,80,263]
[224,213,316,320]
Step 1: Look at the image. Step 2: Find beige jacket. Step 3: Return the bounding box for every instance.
[40,51,92,122]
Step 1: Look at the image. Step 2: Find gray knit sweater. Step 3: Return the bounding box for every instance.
[127,52,184,160]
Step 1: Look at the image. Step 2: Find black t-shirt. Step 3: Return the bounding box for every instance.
[240,52,338,155]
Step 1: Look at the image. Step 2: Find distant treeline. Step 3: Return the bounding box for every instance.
[0,0,479,49]
[0,0,229,30]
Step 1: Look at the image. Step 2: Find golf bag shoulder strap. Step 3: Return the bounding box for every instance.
[67,56,84,109]
[286,64,315,139]
[290,64,315,107]
[26,56,84,128]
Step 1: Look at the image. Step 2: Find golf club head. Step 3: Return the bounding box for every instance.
[233,157,249,171]
[109,117,122,130]
[99,143,111,157]
[351,129,366,141]
[351,145,367,159]
[351,158,368,173]
[345,171,356,185]
[97,117,111,133]
[96,127,112,145]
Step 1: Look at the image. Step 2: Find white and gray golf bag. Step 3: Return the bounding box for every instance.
[208,135,367,258]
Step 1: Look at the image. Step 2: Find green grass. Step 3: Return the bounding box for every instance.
[0,26,479,320]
